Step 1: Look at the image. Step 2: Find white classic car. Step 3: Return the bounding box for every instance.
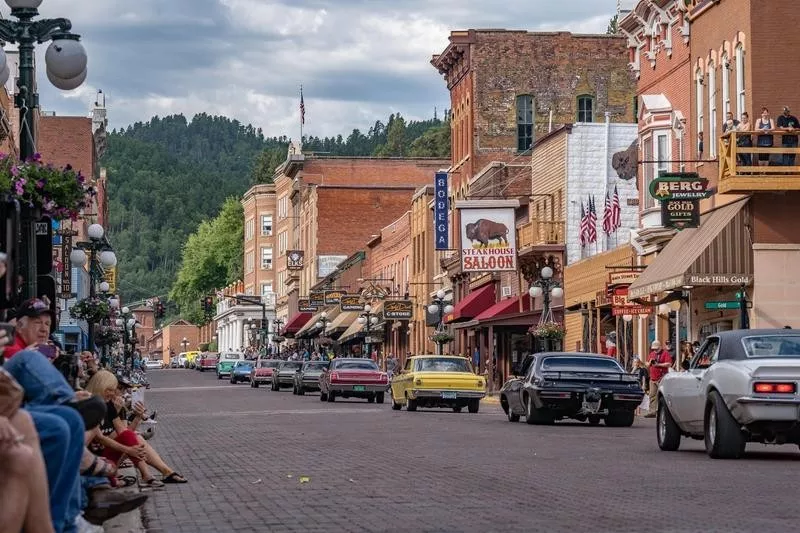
[657,329,800,459]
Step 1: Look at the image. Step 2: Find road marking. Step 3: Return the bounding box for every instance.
[148,385,250,392]
[159,408,385,418]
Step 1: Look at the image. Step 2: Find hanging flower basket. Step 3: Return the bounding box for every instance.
[430,332,455,345]
[95,327,121,347]
[272,335,285,344]
[529,321,566,339]
[69,298,111,323]
[0,153,94,220]
[317,335,334,346]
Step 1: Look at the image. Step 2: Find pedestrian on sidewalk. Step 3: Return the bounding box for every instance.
[645,341,672,418]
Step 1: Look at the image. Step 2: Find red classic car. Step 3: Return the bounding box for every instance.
[197,352,219,372]
[250,359,281,388]
[319,358,389,403]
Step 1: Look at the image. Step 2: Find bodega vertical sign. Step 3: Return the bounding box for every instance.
[434,171,449,250]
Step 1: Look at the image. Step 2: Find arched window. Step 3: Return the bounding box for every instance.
[721,53,730,117]
[735,44,746,117]
[696,68,704,157]
[516,95,534,152]
[577,95,594,123]
[707,61,717,157]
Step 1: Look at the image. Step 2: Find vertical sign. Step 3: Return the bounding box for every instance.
[60,234,73,297]
[434,171,449,250]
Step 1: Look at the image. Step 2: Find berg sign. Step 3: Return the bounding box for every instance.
[455,200,519,273]
[649,172,712,201]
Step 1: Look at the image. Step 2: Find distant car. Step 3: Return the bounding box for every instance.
[293,361,330,395]
[657,329,800,459]
[216,352,243,379]
[390,355,485,412]
[320,358,388,403]
[170,357,179,369]
[177,352,189,368]
[197,352,218,372]
[499,352,643,426]
[144,359,163,370]
[230,360,254,384]
[271,360,304,390]
[250,359,280,388]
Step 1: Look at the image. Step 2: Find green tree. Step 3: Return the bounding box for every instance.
[408,122,451,158]
[169,198,243,324]
[606,14,619,35]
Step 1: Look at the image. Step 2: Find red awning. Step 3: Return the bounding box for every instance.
[445,284,496,323]
[474,296,531,322]
[282,312,312,336]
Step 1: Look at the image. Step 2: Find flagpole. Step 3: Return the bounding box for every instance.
[300,84,304,147]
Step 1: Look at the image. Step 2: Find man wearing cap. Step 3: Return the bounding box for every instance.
[777,106,800,166]
[645,340,673,418]
[2,298,56,359]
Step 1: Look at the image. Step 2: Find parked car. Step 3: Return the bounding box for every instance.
[293,361,330,395]
[177,352,189,368]
[197,352,218,372]
[170,356,179,369]
[657,329,800,459]
[144,358,163,370]
[320,358,388,403]
[271,360,304,390]
[250,359,280,388]
[390,355,485,412]
[230,360,254,384]
[216,352,243,379]
[184,351,200,369]
[500,352,643,426]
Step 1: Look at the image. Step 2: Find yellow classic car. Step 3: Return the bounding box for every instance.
[390,355,486,413]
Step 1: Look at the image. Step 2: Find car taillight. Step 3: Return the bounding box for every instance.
[379,373,388,383]
[753,382,797,394]
[330,372,340,382]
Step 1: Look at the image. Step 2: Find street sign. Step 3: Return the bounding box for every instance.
[704,301,741,310]
[649,172,712,201]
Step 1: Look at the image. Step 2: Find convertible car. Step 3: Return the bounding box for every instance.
[657,329,800,459]
[500,352,643,426]
[390,355,486,413]
[319,358,388,403]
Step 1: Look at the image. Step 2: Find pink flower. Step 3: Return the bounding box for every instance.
[36,179,45,189]
[10,166,19,177]
[13,180,24,195]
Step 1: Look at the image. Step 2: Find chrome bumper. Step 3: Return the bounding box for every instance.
[410,389,486,399]
[734,396,800,424]
[329,384,386,392]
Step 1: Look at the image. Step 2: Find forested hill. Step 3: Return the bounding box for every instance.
[103,112,450,306]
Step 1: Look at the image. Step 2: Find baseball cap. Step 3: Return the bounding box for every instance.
[15,298,55,320]
[116,374,134,388]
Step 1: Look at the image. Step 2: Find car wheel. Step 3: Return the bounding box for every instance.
[292,385,297,395]
[656,399,682,451]
[230,378,236,384]
[525,394,553,425]
[507,409,520,422]
[452,406,463,413]
[588,415,601,426]
[375,392,385,404]
[605,411,635,427]
[271,381,278,391]
[705,390,746,459]
[217,373,222,380]
[467,399,480,414]
[367,394,375,404]
[390,395,402,410]
[250,380,255,388]
[320,391,328,401]
[327,391,336,402]
[253,381,259,388]
[406,396,418,412]
[297,386,305,396]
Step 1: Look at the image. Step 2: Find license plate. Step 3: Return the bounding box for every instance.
[353,385,366,391]
[441,391,457,399]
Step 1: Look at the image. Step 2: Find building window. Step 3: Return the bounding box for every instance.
[696,68,704,156]
[261,282,273,297]
[261,214,273,236]
[246,252,254,274]
[642,136,654,208]
[516,95,534,152]
[278,230,287,255]
[707,61,717,158]
[721,54,730,118]
[633,96,639,123]
[261,247,273,270]
[245,219,254,241]
[577,95,594,123]
[735,44,745,118]
[278,195,288,219]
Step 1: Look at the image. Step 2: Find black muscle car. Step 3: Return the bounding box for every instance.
[500,352,644,427]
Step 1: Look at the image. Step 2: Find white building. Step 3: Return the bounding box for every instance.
[214,292,276,353]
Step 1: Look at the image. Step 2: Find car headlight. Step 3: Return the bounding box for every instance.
[476,379,484,387]
[415,378,423,386]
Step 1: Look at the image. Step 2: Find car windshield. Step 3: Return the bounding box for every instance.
[282,362,303,369]
[223,354,240,360]
[237,362,253,368]
[415,358,471,373]
[540,356,623,373]
[742,335,800,357]
[258,360,279,368]
[333,360,378,370]
[304,362,329,370]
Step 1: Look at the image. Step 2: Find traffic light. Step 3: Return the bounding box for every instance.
[202,296,214,319]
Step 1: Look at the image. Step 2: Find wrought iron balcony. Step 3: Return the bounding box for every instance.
[719,131,800,194]
[517,219,565,250]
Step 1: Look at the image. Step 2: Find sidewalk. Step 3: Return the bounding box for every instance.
[102,467,146,533]
[483,394,500,405]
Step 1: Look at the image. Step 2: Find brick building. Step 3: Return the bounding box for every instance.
[409,185,438,356]
[242,183,277,303]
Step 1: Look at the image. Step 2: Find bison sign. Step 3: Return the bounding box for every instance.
[457,202,518,273]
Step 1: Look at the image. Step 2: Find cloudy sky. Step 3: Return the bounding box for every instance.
[26,0,620,139]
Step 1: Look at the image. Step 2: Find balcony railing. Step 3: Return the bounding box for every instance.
[719,131,800,194]
[517,219,565,249]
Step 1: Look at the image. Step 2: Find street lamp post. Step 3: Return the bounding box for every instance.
[357,304,380,359]
[181,337,189,353]
[315,312,329,351]
[0,0,89,301]
[528,266,564,350]
[116,306,138,370]
[70,223,116,352]
[427,289,454,356]
[272,318,284,357]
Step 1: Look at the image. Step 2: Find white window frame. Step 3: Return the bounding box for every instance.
[260,247,273,270]
[246,252,254,274]
[261,282,273,297]
[642,135,654,209]
[735,45,745,118]
[278,195,288,219]
[261,214,273,236]
[707,60,716,158]
[642,130,671,209]
[721,54,730,118]
[278,231,287,255]
[696,68,704,152]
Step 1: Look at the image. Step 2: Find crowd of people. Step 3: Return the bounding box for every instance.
[0,252,186,533]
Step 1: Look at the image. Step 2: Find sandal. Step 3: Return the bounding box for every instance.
[118,459,134,469]
[81,456,116,478]
[111,475,137,488]
[139,478,165,489]
[162,472,188,484]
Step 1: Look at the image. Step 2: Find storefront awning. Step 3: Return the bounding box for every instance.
[337,301,384,343]
[325,311,359,337]
[297,307,341,338]
[628,198,752,299]
[445,284,495,324]
[475,296,531,321]
[282,312,312,338]
[338,318,365,344]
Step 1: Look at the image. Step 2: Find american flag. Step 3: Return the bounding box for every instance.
[611,185,621,230]
[300,86,305,126]
[602,192,613,235]
[588,196,598,244]
[579,201,588,246]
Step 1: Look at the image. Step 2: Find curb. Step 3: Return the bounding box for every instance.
[483,395,500,405]
[103,466,146,533]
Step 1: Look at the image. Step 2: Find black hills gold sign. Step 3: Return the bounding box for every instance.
[340,295,364,312]
[384,300,413,320]
[298,299,316,312]
[309,291,325,308]
[324,290,345,304]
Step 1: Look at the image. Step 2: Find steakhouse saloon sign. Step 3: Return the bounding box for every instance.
[456,200,519,273]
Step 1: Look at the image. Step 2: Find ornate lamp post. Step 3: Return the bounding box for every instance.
[116,306,138,370]
[357,304,380,359]
[181,337,189,353]
[272,318,284,357]
[315,311,329,351]
[528,266,564,351]
[427,289,454,355]
[0,0,89,301]
[70,223,116,352]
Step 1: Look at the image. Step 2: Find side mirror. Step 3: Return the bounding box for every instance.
[681,359,691,370]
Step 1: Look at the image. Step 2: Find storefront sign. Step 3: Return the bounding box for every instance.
[318,255,347,278]
[661,199,700,229]
[309,291,325,308]
[649,172,711,201]
[704,301,741,310]
[340,295,364,312]
[434,171,449,250]
[456,200,519,273]
[324,290,345,304]
[60,235,72,297]
[383,300,413,320]
[687,274,751,286]
[608,271,640,286]
[287,250,304,270]
[102,266,117,294]
[612,306,652,316]
[627,274,686,299]
[298,298,317,312]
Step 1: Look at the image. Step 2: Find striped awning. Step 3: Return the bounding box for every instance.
[325,311,359,337]
[628,198,752,299]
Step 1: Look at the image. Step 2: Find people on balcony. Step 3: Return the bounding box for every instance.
[756,107,775,167]
[736,111,753,166]
[777,106,800,167]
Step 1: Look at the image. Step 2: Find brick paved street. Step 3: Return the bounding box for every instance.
[139,369,800,533]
